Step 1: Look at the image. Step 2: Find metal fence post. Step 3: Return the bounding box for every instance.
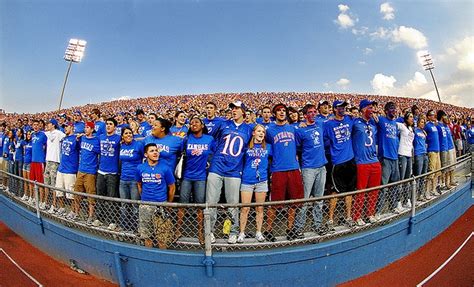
[34,181,45,234]
[408,176,417,234]
[202,204,215,277]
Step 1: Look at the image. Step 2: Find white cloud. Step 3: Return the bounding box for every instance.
[112,96,132,101]
[370,27,390,39]
[335,4,356,29]
[338,4,350,12]
[380,3,395,20]
[337,78,350,86]
[452,36,474,72]
[352,26,369,36]
[392,26,428,49]
[335,13,355,29]
[364,48,373,55]
[358,61,367,65]
[405,72,428,90]
[371,73,397,95]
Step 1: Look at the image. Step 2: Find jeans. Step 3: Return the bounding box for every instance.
[295,166,326,231]
[206,172,241,235]
[399,155,413,204]
[180,179,206,203]
[376,158,400,213]
[12,160,23,195]
[119,180,140,230]
[413,154,428,197]
[96,173,120,223]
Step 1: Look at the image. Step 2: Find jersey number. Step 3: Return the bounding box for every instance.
[221,134,244,157]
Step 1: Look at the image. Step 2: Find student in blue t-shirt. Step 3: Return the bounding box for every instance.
[207,101,252,244]
[323,100,357,229]
[203,101,224,138]
[439,111,457,189]
[115,112,129,136]
[53,122,80,216]
[374,101,402,217]
[73,111,85,134]
[238,124,272,243]
[29,119,47,201]
[13,129,25,196]
[95,118,122,229]
[90,108,106,137]
[256,106,274,129]
[136,109,152,137]
[351,99,381,226]
[170,110,189,139]
[424,110,441,196]
[413,117,429,200]
[264,103,304,242]
[22,131,33,201]
[294,104,328,237]
[143,118,184,172]
[118,127,144,231]
[70,121,100,222]
[136,143,176,248]
[175,117,215,244]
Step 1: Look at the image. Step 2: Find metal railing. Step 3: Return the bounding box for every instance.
[0,155,471,254]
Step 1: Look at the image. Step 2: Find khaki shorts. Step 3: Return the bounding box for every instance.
[428,152,441,180]
[139,205,174,248]
[55,172,76,199]
[448,149,456,172]
[74,172,96,203]
[0,158,8,172]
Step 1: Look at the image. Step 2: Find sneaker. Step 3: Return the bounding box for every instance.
[28,197,34,205]
[344,217,356,228]
[404,201,412,209]
[356,218,366,226]
[108,223,118,231]
[296,230,305,239]
[210,233,216,244]
[368,216,377,223]
[21,195,29,201]
[227,234,237,244]
[436,185,442,195]
[86,217,94,225]
[48,206,56,214]
[396,201,403,210]
[57,208,66,216]
[450,182,458,187]
[255,232,265,242]
[66,212,77,220]
[92,219,103,227]
[39,202,46,210]
[374,213,382,221]
[326,220,336,231]
[263,230,276,242]
[237,233,246,243]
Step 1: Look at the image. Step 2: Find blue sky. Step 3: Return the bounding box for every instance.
[1,0,473,113]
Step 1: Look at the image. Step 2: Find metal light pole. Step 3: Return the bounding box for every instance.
[58,38,87,111]
[420,52,441,103]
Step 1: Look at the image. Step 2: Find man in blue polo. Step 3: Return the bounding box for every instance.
[424,109,441,198]
[294,103,328,237]
[207,101,252,244]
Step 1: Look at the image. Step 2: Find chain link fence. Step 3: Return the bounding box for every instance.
[0,155,471,252]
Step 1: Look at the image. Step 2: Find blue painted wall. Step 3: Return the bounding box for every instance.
[1,181,472,287]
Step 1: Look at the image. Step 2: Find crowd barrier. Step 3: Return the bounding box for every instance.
[0,154,471,256]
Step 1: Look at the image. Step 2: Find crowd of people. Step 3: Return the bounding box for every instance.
[1,92,473,248]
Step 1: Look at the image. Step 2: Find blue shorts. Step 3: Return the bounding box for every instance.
[240,181,268,193]
[23,163,31,172]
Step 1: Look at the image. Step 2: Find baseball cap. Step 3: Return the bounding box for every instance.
[318,100,329,108]
[85,121,95,129]
[359,99,377,110]
[229,101,247,111]
[333,100,348,108]
[272,103,288,114]
[49,119,58,127]
[73,110,82,116]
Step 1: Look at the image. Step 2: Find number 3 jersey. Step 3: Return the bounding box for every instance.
[352,118,378,164]
[209,120,252,178]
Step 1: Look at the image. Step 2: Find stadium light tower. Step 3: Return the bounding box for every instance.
[420,52,441,103]
[58,38,87,111]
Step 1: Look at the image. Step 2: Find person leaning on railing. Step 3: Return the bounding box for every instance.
[397,111,415,209]
[413,116,429,200]
[424,110,442,197]
[136,143,176,249]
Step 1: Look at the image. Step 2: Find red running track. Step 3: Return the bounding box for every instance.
[0,222,116,287]
[1,207,473,286]
[340,206,474,287]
